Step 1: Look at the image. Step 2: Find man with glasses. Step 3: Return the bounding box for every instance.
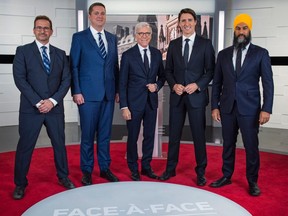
[119,22,165,181]
[70,2,119,184]
[12,15,75,200]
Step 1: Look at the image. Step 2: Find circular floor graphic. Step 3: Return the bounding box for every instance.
[23,182,251,216]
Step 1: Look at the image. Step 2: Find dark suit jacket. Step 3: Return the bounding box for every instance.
[70,28,119,101]
[13,41,71,114]
[211,43,274,115]
[165,35,215,108]
[119,45,165,111]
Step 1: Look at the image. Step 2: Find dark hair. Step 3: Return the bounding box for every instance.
[34,15,53,30]
[88,2,106,15]
[178,8,197,21]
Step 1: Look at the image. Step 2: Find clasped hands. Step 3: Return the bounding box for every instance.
[173,83,198,95]
[38,99,54,113]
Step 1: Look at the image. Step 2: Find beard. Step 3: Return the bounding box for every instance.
[233,31,251,49]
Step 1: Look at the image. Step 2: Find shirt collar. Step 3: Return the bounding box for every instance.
[90,26,105,35]
[137,44,149,52]
[35,40,50,50]
[183,32,196,43]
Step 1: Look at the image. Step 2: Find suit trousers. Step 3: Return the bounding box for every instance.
[78,100,114,173]
[126,101,157,172]
[14,113,68,187]
[166,95,207,176]
[220,102,260,183]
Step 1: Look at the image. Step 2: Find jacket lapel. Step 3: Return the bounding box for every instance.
[133,45,147,75]
[32,41,49,75]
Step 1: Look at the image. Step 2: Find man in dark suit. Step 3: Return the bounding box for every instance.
[159,8,215,186]
[209,14,274,196]
[119,22,165,181]
[12,15,75,200]
[70,2,119,184]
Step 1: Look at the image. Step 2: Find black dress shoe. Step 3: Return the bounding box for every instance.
[131,171,140,181]
[100,169,119,182]
[209,177,232,188]
[141,168,158,179]
[82,172,92,186]
[159,170,176,181]
[249,182,261,196]
[197,176,207,186]
[13,186,26,200]
[58,177,76,189]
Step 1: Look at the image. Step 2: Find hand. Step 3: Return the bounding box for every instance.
[115,93,120,103]
[121,108,131,120]
[212,109,221,122]
[73,94,84,105]
[259,111,270,125]
[173,84,185,95]
[184,83,198,94]
[38,99,54,113]
[146,83,157,92]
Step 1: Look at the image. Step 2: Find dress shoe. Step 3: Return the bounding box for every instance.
[13,186,26,200]
[100,169,119,182]
[141,168,158,179]
[58,177,75,189]
[197,176,207,186]
[131,171,140,181]
[249,182,261,196]
[159,170,176,181]
[82,172,92,186]
[209,177,232,188]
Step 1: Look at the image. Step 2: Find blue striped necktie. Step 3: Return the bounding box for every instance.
[41,46,50,74]
[98,32,107,59]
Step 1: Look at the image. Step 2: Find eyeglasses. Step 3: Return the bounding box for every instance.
[137,32,151,37]
[34,26,51,31]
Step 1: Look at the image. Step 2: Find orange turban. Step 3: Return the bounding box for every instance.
[233,14,252,30]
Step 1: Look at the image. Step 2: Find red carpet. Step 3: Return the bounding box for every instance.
[0,143,287,216]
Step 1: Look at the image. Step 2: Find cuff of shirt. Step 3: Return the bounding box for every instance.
[49,98,57,106]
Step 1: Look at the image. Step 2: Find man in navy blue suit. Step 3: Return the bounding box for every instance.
[119,22,165,181]
[159,8,215,186]
[209,14,274,196]
[12,15,75,200]
[70,2,119,184]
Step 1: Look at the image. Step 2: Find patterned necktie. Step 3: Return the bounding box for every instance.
[236,48,242,76]
[183,38,190,66]
[143,49,149,73]
[98,32,107,59]
[41,46,50,74]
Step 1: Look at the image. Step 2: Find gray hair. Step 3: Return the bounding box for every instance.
[134,22,152,35]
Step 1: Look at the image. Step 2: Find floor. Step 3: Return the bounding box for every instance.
[1,123,287,155]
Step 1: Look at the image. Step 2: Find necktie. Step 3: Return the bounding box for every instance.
[183,38,190,66]
[98,32,107,59]
[236,48,242,76]
[143,49,149,73]
[41,46,50,74]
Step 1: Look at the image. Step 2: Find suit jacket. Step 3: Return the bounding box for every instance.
[211,43,274,115]
[119,45,165,111]
[165,35,215,108]
[70,28,119,101]
[13,41,71,114]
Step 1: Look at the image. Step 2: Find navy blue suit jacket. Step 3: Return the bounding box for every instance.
[70,28,119,101]
[211,43,274,115]
[165,35,215,108]
[13,41,71,114]
[119,45,165,111]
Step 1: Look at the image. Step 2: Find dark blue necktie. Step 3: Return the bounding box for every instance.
[236,48,242,76]
[143,49,149,73]
[183,38,190,66]
[41,46,50,74]
[98,32,107,59]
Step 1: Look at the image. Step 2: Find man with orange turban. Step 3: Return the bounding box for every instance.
[209,14,274,196]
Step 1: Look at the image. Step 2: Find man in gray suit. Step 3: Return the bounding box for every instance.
[12,15,75,200]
